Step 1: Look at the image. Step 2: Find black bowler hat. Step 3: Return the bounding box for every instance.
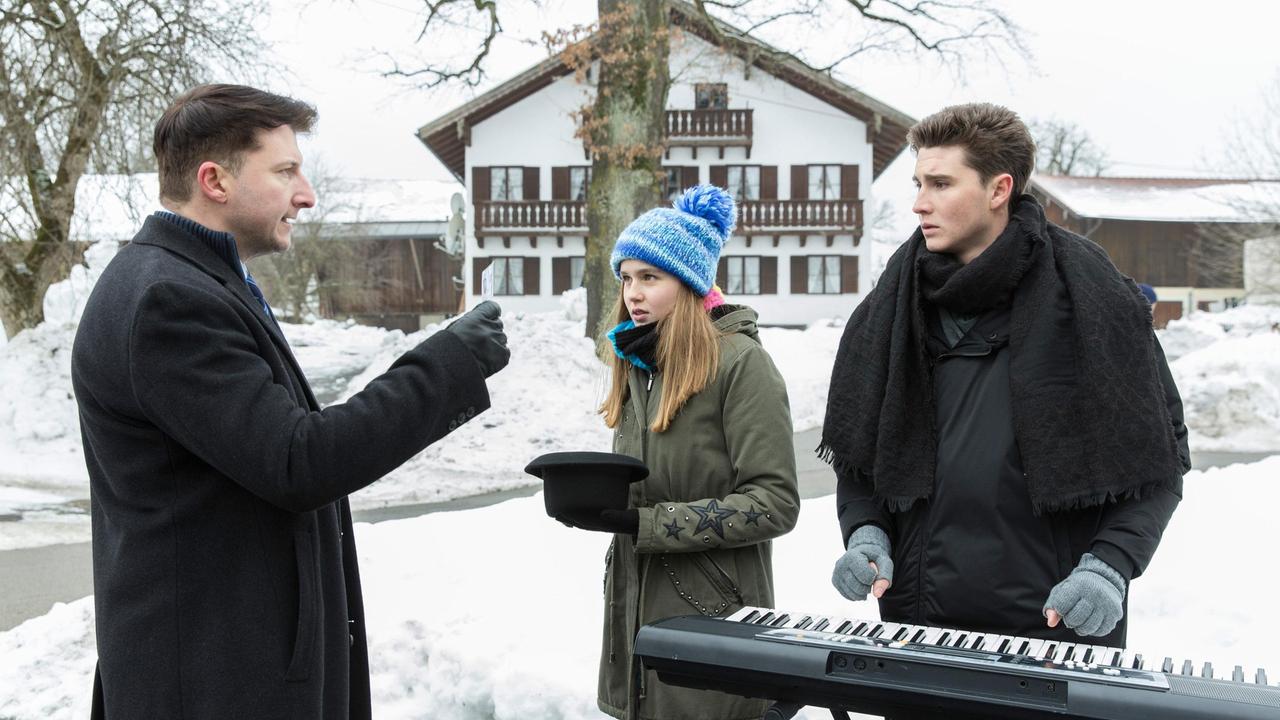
[524,451,648,526]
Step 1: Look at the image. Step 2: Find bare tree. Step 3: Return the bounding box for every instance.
[0,0,268,339]
[1191,74,1280,296]
[395,0,1030,342]
[1029,117,1109,176]
[248,167,366,323]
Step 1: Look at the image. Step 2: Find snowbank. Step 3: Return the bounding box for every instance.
[341,309,613,510]
[1158,303,1280,362]
[1171,333,1280,452]
[3,456,1277,719]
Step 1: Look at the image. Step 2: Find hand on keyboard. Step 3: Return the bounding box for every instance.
[832,525,894,601]
[1044,552,1127,637]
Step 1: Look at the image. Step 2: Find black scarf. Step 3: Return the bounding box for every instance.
[819,195,1187,514]
[611,321,660,370]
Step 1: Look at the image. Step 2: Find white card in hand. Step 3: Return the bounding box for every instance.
[480,263,494,300]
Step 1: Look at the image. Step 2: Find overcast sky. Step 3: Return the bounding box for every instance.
[259,0,1280,228]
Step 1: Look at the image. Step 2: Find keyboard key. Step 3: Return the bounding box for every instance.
[1162,657,1174,674]
[1181,659,1194,676]
[1233,666,1245,683]
[1201,662,1214,679]
[1256,668,1269,685]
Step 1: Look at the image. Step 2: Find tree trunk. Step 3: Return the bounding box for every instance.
[0,239,76,339]
[583,0,670,347]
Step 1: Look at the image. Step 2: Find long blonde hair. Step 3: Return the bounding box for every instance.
[600,286,722,433]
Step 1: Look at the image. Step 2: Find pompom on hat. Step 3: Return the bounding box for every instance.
[610,184,736,296]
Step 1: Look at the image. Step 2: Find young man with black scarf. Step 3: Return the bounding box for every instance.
[821,103,1190,665]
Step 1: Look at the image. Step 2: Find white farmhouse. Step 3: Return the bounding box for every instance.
[416,2,914,325]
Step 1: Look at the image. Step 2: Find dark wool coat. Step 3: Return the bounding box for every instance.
[72,216,490,719]
[837,270,1189,648]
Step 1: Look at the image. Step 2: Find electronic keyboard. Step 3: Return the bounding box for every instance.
[633,606,1279,719]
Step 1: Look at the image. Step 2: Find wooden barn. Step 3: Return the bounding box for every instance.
[1029,175,1279,327]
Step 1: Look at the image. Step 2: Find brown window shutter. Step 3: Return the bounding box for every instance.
[551,167,569,200]
[709,165,728,188]
[716,257,728,288]
[472,167,490,203]
[841,255,859,293]
[791,256,808,294]
[523,168,540,201]
[759,166,778,200]
[840,165,860,200]
[523,257,540,295]
[552,257,571,294]
[473,257,489,289]
[760,256,777,294]
[790,166,808,200]
[682,166,700,188]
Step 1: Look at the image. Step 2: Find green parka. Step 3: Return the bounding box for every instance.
[598,306,800,720]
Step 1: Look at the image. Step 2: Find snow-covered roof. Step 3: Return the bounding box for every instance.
[3,174,462,243]
[1031,175,1280,223]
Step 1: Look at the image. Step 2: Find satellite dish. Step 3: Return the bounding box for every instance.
[450,192,465,215]
[447,214,464,244]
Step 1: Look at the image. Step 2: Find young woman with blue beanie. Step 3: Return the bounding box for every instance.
[583,184,800,720]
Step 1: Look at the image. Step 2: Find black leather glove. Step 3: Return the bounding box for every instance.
[444,300,509,378]
[562,508,639,536]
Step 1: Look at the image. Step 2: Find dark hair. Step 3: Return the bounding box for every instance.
[907,103,1036,206]
[154,84,317,202]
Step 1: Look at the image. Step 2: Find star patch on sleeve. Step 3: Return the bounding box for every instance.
[689,499,737,539]
[743,505,764,526]
[664,520,684,538]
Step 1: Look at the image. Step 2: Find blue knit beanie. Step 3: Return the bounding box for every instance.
[610,184,735,296]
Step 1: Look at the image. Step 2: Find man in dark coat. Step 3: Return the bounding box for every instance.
[72,84,511,719]
[821,103,1190,668]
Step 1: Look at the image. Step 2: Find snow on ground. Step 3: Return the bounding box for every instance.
[342,309,613,510]
[1158,303,1280,362]
[2,456,1278,719]
[4,237,1280,547]
[1159,304,1280,452]
[758,319,845,432]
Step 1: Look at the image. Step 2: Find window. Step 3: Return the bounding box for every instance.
[492,257,524,295]
[569,167,590,202]
[662,168,683,202]
[726,166,760,201]
[807,256,841,294]
[808,165,842,200]
[489,167,524,201]
[695,83,728,110]
[570,256,585,289]
[725,256,761,295]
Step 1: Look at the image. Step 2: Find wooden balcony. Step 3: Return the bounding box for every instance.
[475,198,861,242]
[664,108,753,159]
[738,199,862,238]
[474,201,586,241]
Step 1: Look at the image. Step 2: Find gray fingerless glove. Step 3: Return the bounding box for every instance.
[1044,552,1127,637]
[831,525,894,601]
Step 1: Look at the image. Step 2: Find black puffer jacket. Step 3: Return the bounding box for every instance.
[836,296,1188,647]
